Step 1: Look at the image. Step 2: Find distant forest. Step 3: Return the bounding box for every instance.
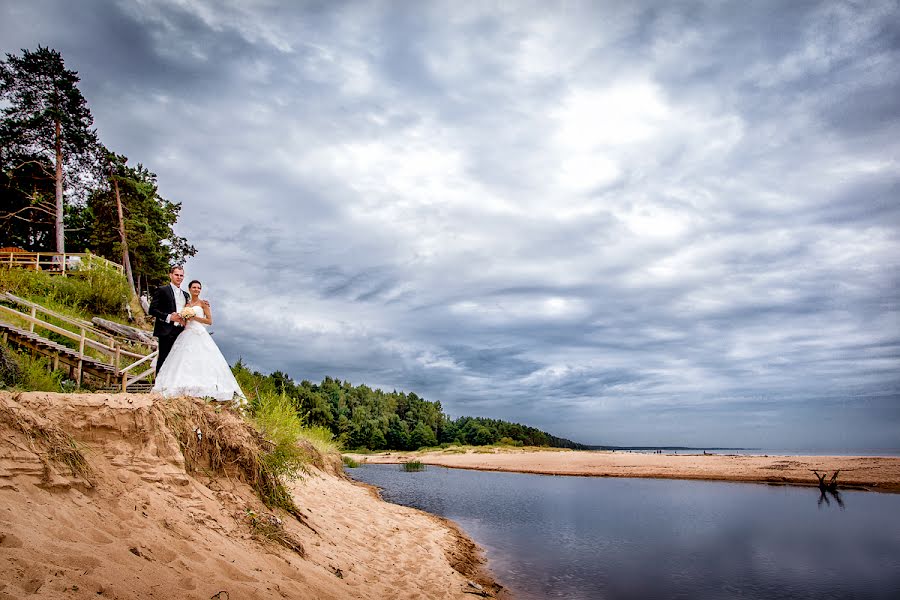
[234,362,588,451]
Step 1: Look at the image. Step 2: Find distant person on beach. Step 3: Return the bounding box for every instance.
[149,265,189,375]
[151,279,245,402]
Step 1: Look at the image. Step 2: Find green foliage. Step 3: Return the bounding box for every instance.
[300,424,339,457]
[409,421,438,450]
[236,360,339,460]
[401,460,425,472]
[249,392,308,482]
[0,262,130,316]
[341,455,360,468]
[0,343,23,387]
[1,47,196,288]
[498,436,524,447]
[0,342,68,392]
[0,46,101,253]
[231,364,588,452]
[87,156,196,290]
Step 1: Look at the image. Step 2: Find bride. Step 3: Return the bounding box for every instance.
[152,279,246,402]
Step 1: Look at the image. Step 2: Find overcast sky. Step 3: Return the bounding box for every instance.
[2,0,898,450]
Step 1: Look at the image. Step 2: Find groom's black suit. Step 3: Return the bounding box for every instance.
[149,284,190,374]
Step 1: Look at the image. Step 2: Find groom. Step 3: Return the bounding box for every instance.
[149,265,190,374]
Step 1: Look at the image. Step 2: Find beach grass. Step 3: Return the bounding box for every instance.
[342,455,361,468]
[0,394,93,482]
[401,460,425,472]
[0,342,75,392]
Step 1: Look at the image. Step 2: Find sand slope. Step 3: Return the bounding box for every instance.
[0,392,501,599]
[350,448,900,493]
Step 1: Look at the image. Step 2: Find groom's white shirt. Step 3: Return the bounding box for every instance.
[172,283,186,311]
[165,283,186,324]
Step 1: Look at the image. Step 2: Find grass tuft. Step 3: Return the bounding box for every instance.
[0,396,93,483]
[160,396,304,516]
[341,455,360,468]
[244,508,305,556]
[401,460,425,472]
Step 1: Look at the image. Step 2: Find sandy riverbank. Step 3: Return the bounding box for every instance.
[0,392,505,599]
[347,447,900,493]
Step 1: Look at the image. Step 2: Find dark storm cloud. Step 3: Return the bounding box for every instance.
[2,0,898,449]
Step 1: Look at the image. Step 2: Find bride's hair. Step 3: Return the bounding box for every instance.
[188,280,202,289]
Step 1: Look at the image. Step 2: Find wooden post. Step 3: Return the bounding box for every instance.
[29,306,36,332]
[76,327,85,388]
[52,353,59,371]
[114,343,121,373]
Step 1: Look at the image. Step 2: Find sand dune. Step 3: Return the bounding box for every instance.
[0,392,503,599]
[350,447,900,493]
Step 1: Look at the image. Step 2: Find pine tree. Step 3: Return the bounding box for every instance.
[0,47,100,253]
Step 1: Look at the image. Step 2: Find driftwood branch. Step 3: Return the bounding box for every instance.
[91,317,157,347]
[812,469,840,492]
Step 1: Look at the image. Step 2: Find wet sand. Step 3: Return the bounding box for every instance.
[348,448,900,493]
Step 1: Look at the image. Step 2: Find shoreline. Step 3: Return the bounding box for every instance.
[346,448,900,493]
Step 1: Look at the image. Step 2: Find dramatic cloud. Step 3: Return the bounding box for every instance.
[3,0,898,449]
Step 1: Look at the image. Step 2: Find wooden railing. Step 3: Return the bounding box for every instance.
[120,350,159,391]
[0,251,124,275]
[0,292,154,389]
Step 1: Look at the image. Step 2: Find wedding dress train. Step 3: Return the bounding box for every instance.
[152,307,245,401]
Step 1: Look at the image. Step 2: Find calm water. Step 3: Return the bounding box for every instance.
[349,465,900,600]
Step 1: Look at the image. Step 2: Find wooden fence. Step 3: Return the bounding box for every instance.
[0,292,156,390]
[0,250,124,276]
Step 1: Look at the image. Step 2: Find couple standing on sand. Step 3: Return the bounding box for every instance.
[149,265,245,402]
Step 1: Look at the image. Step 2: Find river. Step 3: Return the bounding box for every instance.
[348,464,900,600]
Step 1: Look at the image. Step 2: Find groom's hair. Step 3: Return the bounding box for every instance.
[170,265,184,273]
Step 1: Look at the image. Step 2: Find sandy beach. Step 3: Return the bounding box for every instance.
[0,392,504,599]
[348,447,900,493]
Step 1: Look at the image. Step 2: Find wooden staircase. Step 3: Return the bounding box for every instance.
[0,292,157,390]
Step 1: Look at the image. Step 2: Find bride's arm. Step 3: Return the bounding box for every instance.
[194,301,213,325]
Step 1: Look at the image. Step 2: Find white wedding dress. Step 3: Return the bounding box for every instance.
[152,307,245,402]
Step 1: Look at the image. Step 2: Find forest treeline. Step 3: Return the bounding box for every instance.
[233,363,588,451]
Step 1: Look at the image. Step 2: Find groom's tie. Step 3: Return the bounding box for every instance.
[173,284,185,313]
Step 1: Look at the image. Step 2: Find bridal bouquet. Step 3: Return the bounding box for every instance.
[179,305,201,320]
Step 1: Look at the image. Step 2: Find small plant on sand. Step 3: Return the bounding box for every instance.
[244,508,305,556]
[161,396,304,517]
[401,460,425,472]
[301,424,339,457]
[341,455,360,468]
[0,396,93,483]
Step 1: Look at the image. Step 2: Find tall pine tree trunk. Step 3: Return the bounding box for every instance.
[113,176,137,294]
[54,118,65,254]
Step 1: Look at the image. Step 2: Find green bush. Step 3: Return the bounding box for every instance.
[0,264,131,317]
[498,436,524,447]
[0,343,67,392]
[341,455,360,468]
[250,392,309,482]
[0,344,22,386]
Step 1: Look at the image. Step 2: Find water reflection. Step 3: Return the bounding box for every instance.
[349,465,900,600]
[818,487,845,509]
[812,470,845,509]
